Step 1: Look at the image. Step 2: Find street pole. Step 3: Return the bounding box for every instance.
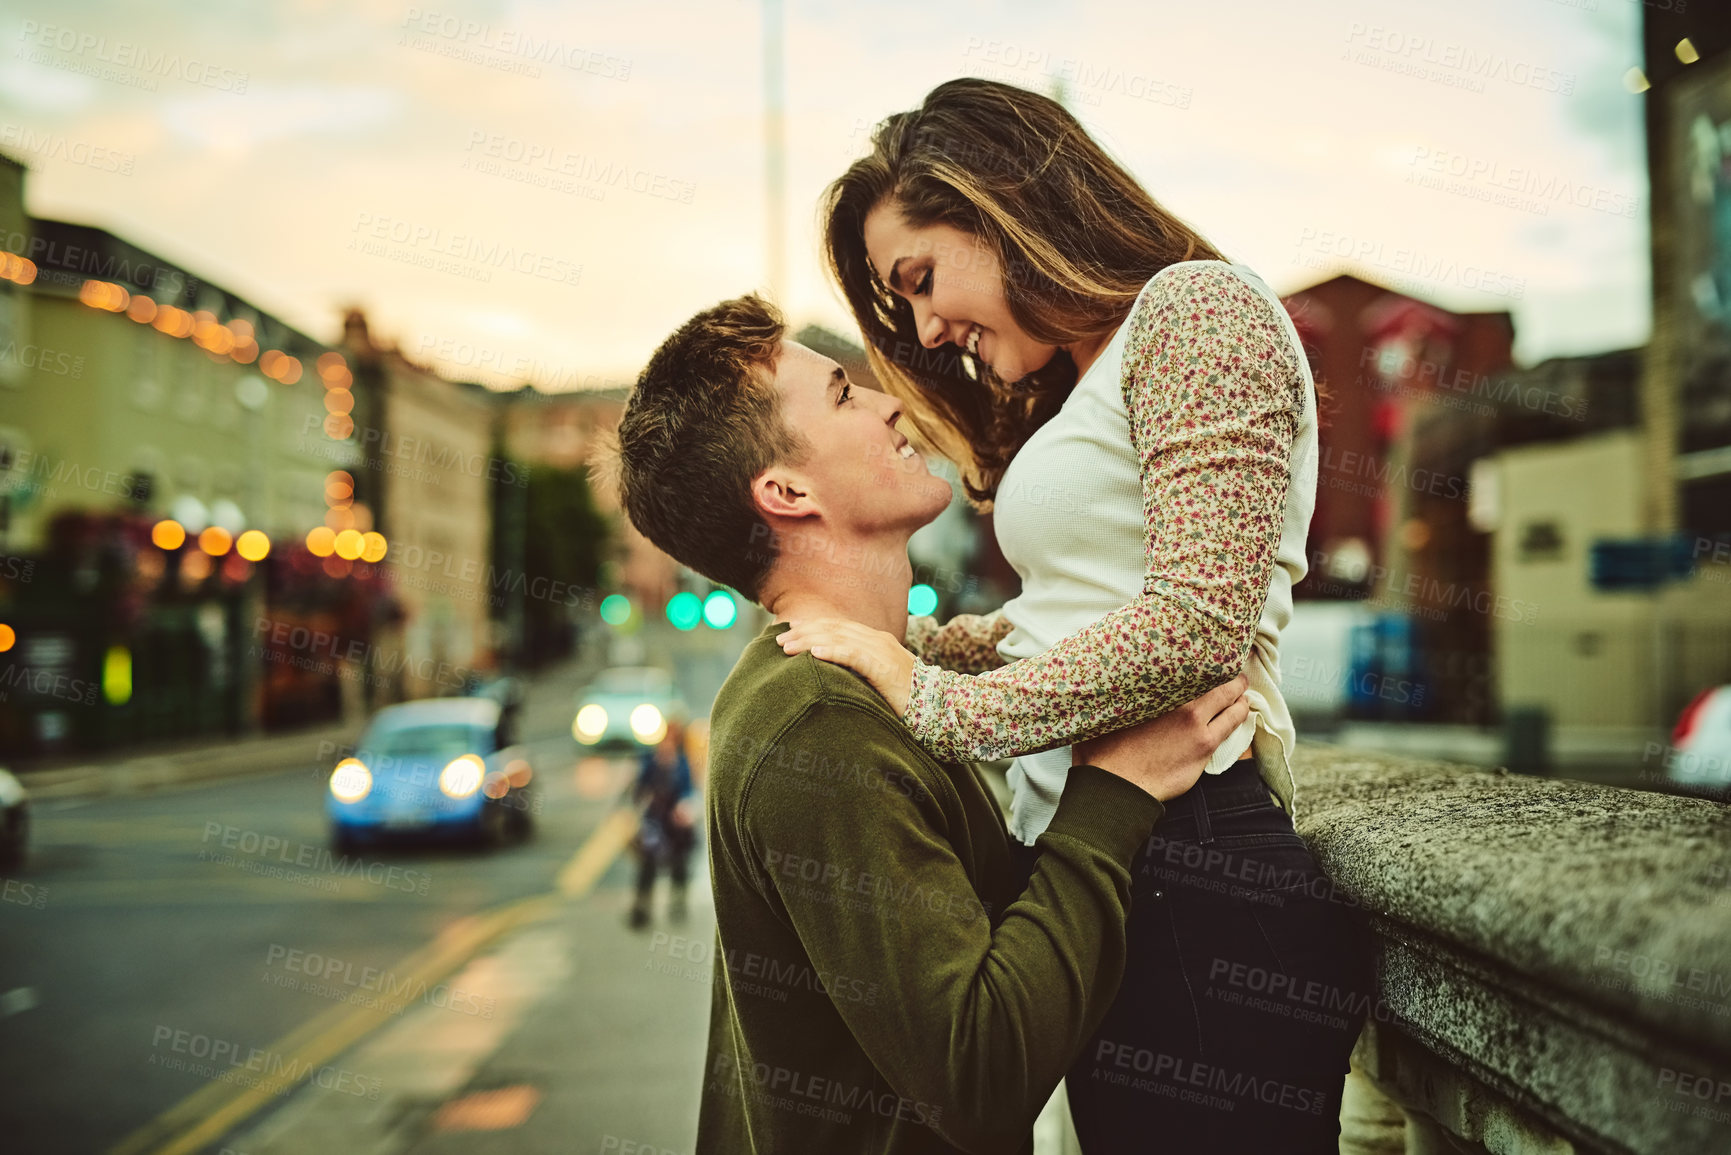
[762,0,786,304]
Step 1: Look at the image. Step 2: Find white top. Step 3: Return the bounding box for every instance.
[991,261,1320,845]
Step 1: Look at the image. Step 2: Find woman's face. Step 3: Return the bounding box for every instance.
[862,200,1059,385]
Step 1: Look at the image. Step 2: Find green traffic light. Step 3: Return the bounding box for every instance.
[702,590,738,629]
[908,583,938,616]
[667,591,702,631]
[599,594,633,626]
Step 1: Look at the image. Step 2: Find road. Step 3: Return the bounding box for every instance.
[0,618,757,1155]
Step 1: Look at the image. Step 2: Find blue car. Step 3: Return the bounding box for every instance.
[326,697,533,851]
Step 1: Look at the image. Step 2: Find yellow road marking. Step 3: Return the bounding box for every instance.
[557,806,638,898]
[108,805,639,1155]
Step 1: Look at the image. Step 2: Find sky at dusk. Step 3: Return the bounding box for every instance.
[0,0,1651,389]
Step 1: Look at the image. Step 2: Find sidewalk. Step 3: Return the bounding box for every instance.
[13,653,602,801]
[224,842,717,1154]
[13,717,366,801]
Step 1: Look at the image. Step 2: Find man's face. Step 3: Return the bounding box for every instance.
[759,340,953,539]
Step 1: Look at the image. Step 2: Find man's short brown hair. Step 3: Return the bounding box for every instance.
[614,295,807,602]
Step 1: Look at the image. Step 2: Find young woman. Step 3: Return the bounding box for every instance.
[775,79,1372,1152]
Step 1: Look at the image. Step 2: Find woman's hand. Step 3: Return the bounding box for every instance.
[776,618,916,716]
[1073,675,1250,802]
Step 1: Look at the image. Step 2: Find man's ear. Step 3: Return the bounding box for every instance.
[751,466,820,522]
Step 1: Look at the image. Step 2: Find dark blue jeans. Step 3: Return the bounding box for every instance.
[1021,760,1374,1154]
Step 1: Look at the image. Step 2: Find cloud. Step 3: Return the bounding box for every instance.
[0,56,100,114]
[159,84,403,157]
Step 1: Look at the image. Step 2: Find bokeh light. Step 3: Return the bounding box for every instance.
[198,526,233,555]
[151,519,186,550]
[102,646,132,705]
[702,590,738,629]
[908,583,939,617]
[666,591,702,631]
[236,530,271,561]
[78,279,129,312]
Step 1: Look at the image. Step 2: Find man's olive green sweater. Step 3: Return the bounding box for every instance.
[695,622,1163,1154]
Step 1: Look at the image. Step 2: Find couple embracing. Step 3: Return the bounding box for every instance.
[608,79,1373,1154]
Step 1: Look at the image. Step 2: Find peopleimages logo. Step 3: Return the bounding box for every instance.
[264,945,496,1018]
[1293,228,1526,300]
[16,20,250,93]
[200,822,433,896]
[298,414,531,487]
[1342,23,1576,96]
[149,1026,381,1098]
[0,123,136,175]
[347,212,583,288]
[1406,147,1640,220]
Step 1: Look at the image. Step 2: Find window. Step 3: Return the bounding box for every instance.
[1518,520,1564,562]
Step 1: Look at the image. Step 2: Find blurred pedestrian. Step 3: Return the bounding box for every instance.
[627,720,696,930]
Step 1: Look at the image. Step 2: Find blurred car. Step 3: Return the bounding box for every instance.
[572,667,687,750]
[1665,684,1731,797]
[327,697,534,851]
[0,767,27,868]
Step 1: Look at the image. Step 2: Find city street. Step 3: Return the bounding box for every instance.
[2,4,1726,1151]
[0,625,748,1155]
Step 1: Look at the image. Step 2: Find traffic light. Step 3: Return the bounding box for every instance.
[907,583,938,616]
[666,591,702,631]
[599,594,634,627]
[702,589,738,629]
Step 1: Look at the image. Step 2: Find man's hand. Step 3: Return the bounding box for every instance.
[776,618,916,717]
[1073,675,1250,802]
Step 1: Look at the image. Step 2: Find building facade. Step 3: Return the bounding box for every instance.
[1283,274,1516,723]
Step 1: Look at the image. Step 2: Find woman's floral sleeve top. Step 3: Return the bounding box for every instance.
[902,263,1305,763]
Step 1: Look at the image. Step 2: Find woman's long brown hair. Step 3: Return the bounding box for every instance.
[823,78,1224,503]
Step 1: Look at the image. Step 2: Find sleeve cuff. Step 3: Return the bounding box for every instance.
[1041,764,1164,864]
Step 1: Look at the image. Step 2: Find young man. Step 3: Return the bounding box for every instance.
[612,295,1248,1154]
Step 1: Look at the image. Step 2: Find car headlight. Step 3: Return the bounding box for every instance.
[574,704,608,743]
[440,754,485,799]
[330,758,372,804]
[630,703,666,744]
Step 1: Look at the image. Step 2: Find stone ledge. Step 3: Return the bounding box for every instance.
[1290,744,1731,1154]
[1290,744,1731,1056]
